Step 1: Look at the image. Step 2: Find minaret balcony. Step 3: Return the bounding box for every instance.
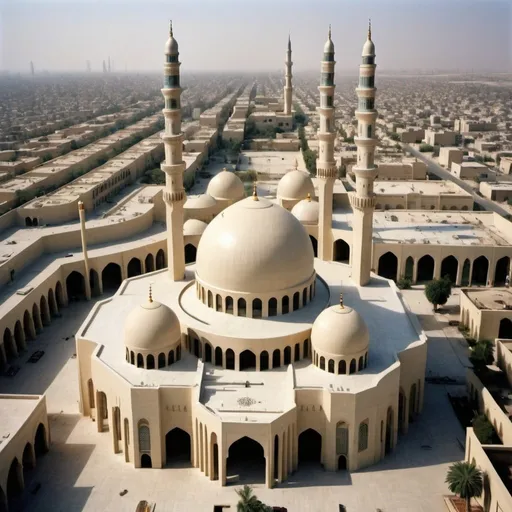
[349,193,376,210]
[316,131,336,142]
[161,132,183,143]
[355,87,377,98]
[161,162,186,175]
[355,110,378,123]
[316,166,337,180]
[163,190,186,205]
[354,136,378,148]
[318,85,335,94]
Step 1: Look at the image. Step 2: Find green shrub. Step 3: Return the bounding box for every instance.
[419,143,434,153]
[472,414,494,444]
[425,276,452,311]
[397,276,412,290]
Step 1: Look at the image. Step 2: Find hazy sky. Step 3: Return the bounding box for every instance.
[0,0,511,73]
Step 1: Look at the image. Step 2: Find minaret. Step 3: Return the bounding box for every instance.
[349,20,378,286]
[283,35,293,115]
[316,26,337,261]
[161,21,186,281]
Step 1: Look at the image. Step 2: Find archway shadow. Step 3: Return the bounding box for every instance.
[281,464,352,488]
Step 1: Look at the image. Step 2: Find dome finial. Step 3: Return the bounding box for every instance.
[149,283,153,303]
[368,18,371,40]
[294,158,298,170]
[252,181,259,201]
[328,24,332,40]
[307,193,311,202]
[339,293,344,309]
[169,19,173,37]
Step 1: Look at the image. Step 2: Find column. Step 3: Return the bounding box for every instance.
[78,201,92,300]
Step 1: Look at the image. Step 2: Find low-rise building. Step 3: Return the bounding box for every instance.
[424,129,456,147]
[376,160,427,180]
[479,181,512,202]
[451,161,495,180]
[397,127,424,144]
[499,157,512,175]
[439,147,463,168]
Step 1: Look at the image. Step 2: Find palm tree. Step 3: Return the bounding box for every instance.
[235,485,271,512]
[445,461,483,512]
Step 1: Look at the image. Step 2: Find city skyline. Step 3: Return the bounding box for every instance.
[1,0,511,73]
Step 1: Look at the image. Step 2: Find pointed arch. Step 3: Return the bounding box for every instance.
[378,251,398,281]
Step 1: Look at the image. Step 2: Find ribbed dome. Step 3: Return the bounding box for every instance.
[362,39,375,57]
[206,170,245,201]
[277,170,315,201]
[124,299,181,352]
[311,305,369,356]
[196,196,314,294]
[184,194,217,210]
[291,196,319,225]
[184,219,208,236]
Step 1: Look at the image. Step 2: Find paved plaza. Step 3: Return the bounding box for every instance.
[0,288,468,512]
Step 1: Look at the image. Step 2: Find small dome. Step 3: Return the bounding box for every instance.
[184,194,217,210]
[125,299,181,352]
[362,39,375,57]
[206,170,245,201]
[311,304,369,357]
[184,219,208,236]
[277,170,315,201]
[196,196,314,294]
[291,196,319,225]
[324,31,335,54]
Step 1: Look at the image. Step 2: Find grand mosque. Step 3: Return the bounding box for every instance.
[76,22,427,488]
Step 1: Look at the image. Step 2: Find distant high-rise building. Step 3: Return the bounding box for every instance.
[30,61,34,76]
[103,60,107,73]
[283,36,293,115]
[86,60,91,73]
[108,57,111,73]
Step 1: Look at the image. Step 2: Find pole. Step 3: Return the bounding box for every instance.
[78,201,92,300]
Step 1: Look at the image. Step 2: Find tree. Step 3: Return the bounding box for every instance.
[419,143,434,153]
[390,133,400,142]
[445,461,483,512]
[425,276,452,311]
[469,340,494,371]
[235,485,272,512]
[471,414,494,444]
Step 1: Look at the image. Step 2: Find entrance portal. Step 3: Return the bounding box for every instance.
[239,350,256,370]
[338,455,347,470]
[298,428,322,465]
[226,437,265,485]
[165,428,191,467]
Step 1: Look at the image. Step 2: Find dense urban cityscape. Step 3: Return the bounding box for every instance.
[0,5,511,512]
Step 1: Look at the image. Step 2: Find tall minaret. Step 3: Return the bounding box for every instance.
[316,26,337,261]
[283,35,293,115]
[161,21,186,280]
[349,21,378,286]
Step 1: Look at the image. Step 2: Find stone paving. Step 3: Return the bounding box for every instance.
[0,287,469,512]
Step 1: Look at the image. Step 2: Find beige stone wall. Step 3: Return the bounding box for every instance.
[496,339,512,388]
[465,428,512,512]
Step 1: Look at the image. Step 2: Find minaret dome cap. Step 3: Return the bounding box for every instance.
[362,19,375,57]
[324,24,335,53]
[165,20,179,55]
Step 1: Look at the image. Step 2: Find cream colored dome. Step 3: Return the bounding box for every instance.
[291,196,319,225]
[165,34,179,55]
[324,36,335,54]
[196,196,314,294]
[184,194,217,210]
[362,39,375,57]
[206,170,245,201]
[184,219,208,236]
[277,170,315,200]
[124,299,181,352]
[311,304,369,356]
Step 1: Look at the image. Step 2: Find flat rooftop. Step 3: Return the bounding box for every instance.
[0,395,42,451]
[373,180,471,197]
[464,288,512,310]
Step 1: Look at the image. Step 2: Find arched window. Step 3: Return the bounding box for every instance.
[282,296,290,314]
[268,298,278,317]
[336,422,349,455]
[225,296,233,314]
[364,352,368,368]
[215,294,222,312]
[176,345,181,361]
[208,291,213,308]
[349,359,356,374]
[147,354,155,370]
[237,298,246,317]
[158,353,166,368]
[328,359,335,373]
[168,350,175,365]
[252,298,262,318]
[358,421,369,452]
[293,292,300,311]
[137,353,144,368]
[294,343,300,362]
[358,356,364,371]
[303,339,309,358]
[338,360,346,374]
[130,351,135,365]
[87,379,95,408]
[138,421,151,452]
[303,287,308,306]
[284,346,291,365]
[320,356,325,370]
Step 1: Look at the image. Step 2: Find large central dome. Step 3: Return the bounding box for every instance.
[196,196,314,294]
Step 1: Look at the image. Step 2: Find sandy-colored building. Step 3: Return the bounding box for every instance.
[439,147,463,168]
[0,395,50,512]
[451,161,495,180]
[424,129,456,147]
[397,127,424,144]
[376,160,427,181]
[479,181,512,202]
[499,157,512,175]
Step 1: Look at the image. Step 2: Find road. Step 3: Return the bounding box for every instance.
[403,144,510,217]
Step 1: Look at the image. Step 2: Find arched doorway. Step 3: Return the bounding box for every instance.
[226,349,235,370]
[227,437,265,485]
[495,256,510,286]
[336,422,349,470]
[378,252,398,281]
[34,423,48,456]
[338,455,347,470]
[409,384,417,422]
[472,256,489,286]
[333,239,350,263]
[260,351,269,371]
[272,349,280,368]
[48,289,58,317]
[23,310,35,341]
[309,235,318,257]
[461,259,471,286]
[184,244,197,264]
[32,303,42,333]
[6,458,23,510]
[417,255,434,283]
[3,328,16,361]
[215,347,223,367]
[22,443,35,473]
[0,486,6,512]
[89,269,101,297]
[398,389,407,434]
[239,350,256,370]
[440,256,458,284]
[25,217,32,227]
[66,271,86,301]
[165,428,191,467]
[102,263,122,291]
[39,295,50,326]
[127,258,142,278]
[298,428,322,466]
[499,318,512,339]
[145,253,155,273]
[55,281,64,309]
[141,454,152,468]
[156,249,166,270]
[204,342,212,363]
[14,321,24,352]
